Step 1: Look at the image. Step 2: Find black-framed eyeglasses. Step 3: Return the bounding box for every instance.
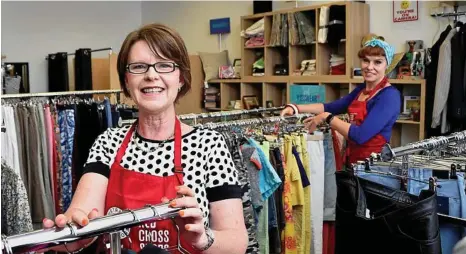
[126,62,179,74]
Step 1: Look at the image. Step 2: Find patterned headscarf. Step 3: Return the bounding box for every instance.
[363,38,395,67]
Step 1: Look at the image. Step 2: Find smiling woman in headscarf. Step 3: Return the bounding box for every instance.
[281,34,401,166]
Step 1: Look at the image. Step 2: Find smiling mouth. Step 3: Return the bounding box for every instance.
[141,87,165,94]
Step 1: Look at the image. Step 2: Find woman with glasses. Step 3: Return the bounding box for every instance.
[41,23,248,253]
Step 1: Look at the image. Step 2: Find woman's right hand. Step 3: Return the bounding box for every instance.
[280,106,295,117]
[39,208,100,253]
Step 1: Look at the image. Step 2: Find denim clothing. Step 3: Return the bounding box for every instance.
[355,165,402,190]
[104,98,113,128]
[409,169,466,254]
[323,131,337,221]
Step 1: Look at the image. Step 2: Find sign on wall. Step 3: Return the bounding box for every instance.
[393,0,418,22]
[209,18,230,34]
[290,84,326,105]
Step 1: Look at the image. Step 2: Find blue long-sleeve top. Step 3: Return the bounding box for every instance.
[323,84,401,145]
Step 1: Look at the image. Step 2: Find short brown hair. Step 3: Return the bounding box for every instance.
[358,46,386,59]
[117,23,191,101]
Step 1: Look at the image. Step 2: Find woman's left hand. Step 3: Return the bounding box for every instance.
[303,112,330,133]
[162,185,207,250]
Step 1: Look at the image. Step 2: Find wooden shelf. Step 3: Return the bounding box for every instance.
[206,0,426,145]
[396,120,421,125]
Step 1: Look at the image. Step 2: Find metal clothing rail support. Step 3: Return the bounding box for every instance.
[380,130,466,162]
[1,203,181,254]
[0,89,122,99]
[45,47,113,60]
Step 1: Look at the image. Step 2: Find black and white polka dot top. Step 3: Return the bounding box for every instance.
[83,125,241,226]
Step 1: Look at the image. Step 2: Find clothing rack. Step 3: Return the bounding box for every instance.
[120,106,288,126]
[195,113,313,129]
[380,130,466,162]
[45,47,113,60]
[431,2,466,23]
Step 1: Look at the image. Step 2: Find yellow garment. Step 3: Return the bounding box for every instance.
[292,134,308,254]
[279,142,298,254]
[300,134,312,254]
[285,135,304,254]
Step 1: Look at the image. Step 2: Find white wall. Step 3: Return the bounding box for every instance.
[1,1,142,93]
[141,1,252,64]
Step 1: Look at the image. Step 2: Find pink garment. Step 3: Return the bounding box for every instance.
[44,105,55,202]
[245,36,265,47]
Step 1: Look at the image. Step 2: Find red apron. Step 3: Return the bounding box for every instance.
[104,118,199,253]
[346,77,389,165]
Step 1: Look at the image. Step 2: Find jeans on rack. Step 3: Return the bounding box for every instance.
[323,131,337,221]
[355,165,402,190]
[335,171,442,254]
[408,169,466,254]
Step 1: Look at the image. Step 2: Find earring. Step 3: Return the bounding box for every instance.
[178,87,181,92]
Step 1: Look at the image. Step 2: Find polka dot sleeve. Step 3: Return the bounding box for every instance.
[82,130,114,178]
[204,132,241,202]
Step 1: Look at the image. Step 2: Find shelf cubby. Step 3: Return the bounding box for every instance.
[241,82,263,107]
[220,82,241,110]
[263,83,287,108]
[265,46,289,76]
[243,48,265,77]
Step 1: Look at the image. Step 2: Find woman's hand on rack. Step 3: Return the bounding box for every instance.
[304,112,329,133]
[162,185,209,250]
[38,208,100,253]
[280,106,295,116]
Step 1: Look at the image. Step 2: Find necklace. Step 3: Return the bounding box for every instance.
[132,123,175,153]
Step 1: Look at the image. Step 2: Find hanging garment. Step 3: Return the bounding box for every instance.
[26,105,55,228]
[222,133,260,254]
[335,171,441,254]
[48,52,69,92]
[425,25,452,138]
[1,105,20,174]
[432,28,457,133]
[323,131,337,221]
[273,145,298,254]
[447,23,466,131]
[58,108,75,212]
[269,147,285,233]
[75,48,93,91]
[104,118,199,253]
[291,135,310,254]
[1,160,33,235]
[345,77,389,165]
[306,133,325,254]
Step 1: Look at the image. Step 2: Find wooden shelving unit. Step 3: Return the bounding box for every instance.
[207,1,426,145]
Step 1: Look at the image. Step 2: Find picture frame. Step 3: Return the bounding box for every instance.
[266,100,274,108]
[243,95,260,110]
[234,100,242,109]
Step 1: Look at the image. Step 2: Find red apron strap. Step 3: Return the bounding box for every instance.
[173,117,184,185]
[362,76,388,99]
[115,123,136,165]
